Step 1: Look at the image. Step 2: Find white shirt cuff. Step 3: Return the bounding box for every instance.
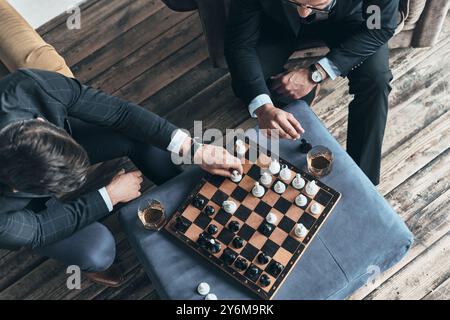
[167,129,189,154]
[98,187,113,212]
[248,94,273,118]
[318,58,341,80]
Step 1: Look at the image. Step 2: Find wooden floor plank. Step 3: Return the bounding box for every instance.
[423,277,450,300]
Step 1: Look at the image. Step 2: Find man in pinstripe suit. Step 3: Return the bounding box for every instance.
[0,68,243,287]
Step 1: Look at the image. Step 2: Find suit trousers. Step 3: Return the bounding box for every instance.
[35,119,182,272]
[257,18,393,185]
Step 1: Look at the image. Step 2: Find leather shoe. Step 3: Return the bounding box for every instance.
[85,264,125,288]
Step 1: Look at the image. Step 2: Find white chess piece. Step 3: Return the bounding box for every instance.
[230,170,242,183]
[266,212,277,224]
[274,181,286,194]
[205,293,218,300]
[252,182,265,198]
[305,180,319,196]
[295,194,308,207]
[310,203,322,216]
[292,174,306,190]
[279,165,292,181]
[269,159,281,175]
[197,282,210,296]
[294,223,308,238]
[235,139,246,158]
[260,172,272,187]
[222,200,237,214]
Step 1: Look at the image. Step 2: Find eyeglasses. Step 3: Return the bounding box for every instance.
[282,0,332,14]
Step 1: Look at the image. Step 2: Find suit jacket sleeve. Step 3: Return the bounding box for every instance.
[326,0,399,76]
[0,191,109,250]
[224,0,269,105]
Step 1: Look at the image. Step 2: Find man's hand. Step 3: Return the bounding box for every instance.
[255,104,304,140]
[194,144,243,178]
[106,169,143,206]
[271,68,318,100]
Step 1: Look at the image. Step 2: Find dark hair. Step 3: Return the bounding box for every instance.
[0,120,90,195]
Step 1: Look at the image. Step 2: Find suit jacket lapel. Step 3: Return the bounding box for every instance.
[281,1,301,36]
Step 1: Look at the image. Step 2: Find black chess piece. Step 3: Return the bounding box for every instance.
[210,241,222,254]
[221,249,237,265]
[197,232,211,249]
[232,237,244,249]
[257,252,270,265]
[259,274,271,287]
[234,258,248,271]
[268,262,284,277]
[204,205,215,216]
[207,224,219,235]
[228,220,241,232]
[259,222,273,237]
[175,217,189,231]
[192,196,206,209]
[247,265,260,277]
[299,139,312,154]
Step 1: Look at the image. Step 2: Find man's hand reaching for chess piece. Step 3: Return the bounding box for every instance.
[255,104,304,140]
[180,138,243,178]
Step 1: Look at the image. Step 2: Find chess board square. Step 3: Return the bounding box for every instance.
[217,227,235,245]
[240,175,255,192]
[249,233,267,250]
[257,153,272,168]
[238,224,256,241]
[261,239,279,257]
[254,201,271,217]
[262,190,279,206]
[240,243,259,261]
[221,179,237,195]
[298,212,316,229]
[242,162,253,174]
[273,247,292,266]
[208,175,225,188]
[244,265,263,283]
[281,236,301,254]
[246,212,264,230]
[242,195,259,210]
[214,209,232,225]
[185,224,203,240]
[234,205,252,221]
[314,189,333,206]
[199,182,218,199]
[183,205,201,221]
[285,206,303,222]
[282,186,299,202]
[269,228,289,246]
[175,216,191,233]
[273,197,291,213]
[278,216,296,233]
[231,186,247,202]
[194,213,211,229]
[247,165,262,180]
[211,190,228,206]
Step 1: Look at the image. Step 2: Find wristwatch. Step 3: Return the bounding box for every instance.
[309,64,324,84]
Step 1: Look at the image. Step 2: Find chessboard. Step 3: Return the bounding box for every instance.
[165,140,341,300]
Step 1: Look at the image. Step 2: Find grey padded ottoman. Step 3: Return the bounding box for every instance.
[119,101,414,300]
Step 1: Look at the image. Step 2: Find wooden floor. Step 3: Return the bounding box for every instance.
[0,0,449,300]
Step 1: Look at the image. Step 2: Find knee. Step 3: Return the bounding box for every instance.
[371,70,393,94]
[79,225,116,272]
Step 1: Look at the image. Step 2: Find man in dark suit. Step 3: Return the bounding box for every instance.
[225,0,399,185]
[0,69,243,286]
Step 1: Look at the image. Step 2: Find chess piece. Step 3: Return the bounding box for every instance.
[228,220,241,232]
[299,139,312,153]
[260,172,272,187]
[252,182,265,198]
[221,249,237,265]
[222,200,237,214]
[305,180,319,196]
[292,174,306,190]
[234,257,248,271]
[266,212,277,224]
[259,222,273,236]
[295,194,308,207]
[208,239,221,254]
[205,293,218,300]
[274,181,286,194]
[294,223,308,238]
[247,265,260,277]
[197,282,210,295]
[235,139,246,158]
[310,203,322,216]
[259,274,271,287]
[257,252,270,265]
[230,170,242,183]
[175,217,189,231]
[192,196,206,209]
[197,232,211,249]
[279,165,292,181]
[268,262,283,277]
[207,224,219,235]
[269,159,281,175]
[232,237,244,249]
[204,205,215,216]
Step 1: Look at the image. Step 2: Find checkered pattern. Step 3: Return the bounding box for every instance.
[166,142,338,299]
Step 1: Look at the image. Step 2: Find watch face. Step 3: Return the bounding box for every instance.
[312,70,322,83]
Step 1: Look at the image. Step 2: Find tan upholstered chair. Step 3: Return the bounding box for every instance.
[0,0,73,77]
[163,0,450,68]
